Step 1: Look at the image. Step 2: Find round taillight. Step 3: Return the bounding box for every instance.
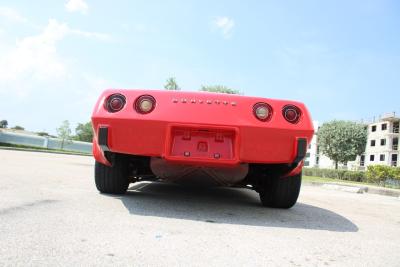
[253,103,272,122]
[283,105,301,123]
[105,94,126,113]
[135,95,156,114]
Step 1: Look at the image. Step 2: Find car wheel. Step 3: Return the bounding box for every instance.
[95,159,129,194]
[258,173,302,209]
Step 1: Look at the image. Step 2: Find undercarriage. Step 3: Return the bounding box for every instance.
[97,152,302,208]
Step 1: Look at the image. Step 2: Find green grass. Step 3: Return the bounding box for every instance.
[1,142,53,150]
[303,175,400,189]
[304,175,374,186]
[0,142,91,156]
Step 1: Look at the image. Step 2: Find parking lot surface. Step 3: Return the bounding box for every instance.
[0,150,399,266]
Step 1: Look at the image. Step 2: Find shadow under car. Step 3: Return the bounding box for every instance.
[112,182,358,233]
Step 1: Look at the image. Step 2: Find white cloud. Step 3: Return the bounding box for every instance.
[0,19,111,95]
[0,19,68,85]
[0,14,114,133]
[70,29,112,41]
[214,16,235,39]
[65,0,88,14]
[0,6,27,23]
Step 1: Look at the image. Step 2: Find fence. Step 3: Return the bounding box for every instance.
[0,131,92,154]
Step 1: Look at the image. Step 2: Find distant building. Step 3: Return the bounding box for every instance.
[362,113,399,168]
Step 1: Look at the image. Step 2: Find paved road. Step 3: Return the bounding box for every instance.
[0,150,399,266]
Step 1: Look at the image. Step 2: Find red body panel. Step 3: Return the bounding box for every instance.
[91,89,314,173]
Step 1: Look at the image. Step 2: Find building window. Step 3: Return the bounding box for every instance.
[308,144,311,149]
[371,140,376,147]
[370,155,375,161]
[392,154,398,167]
[316,156,320,165]
[381,139,386,146]
[304,161,310,167]
[380,154,385,161]
[381,123,387,130]
[371,125,377,132]
[393,137,399,150]
[306,152,310,158]
[360,155,365,166]
[394,122,399,133]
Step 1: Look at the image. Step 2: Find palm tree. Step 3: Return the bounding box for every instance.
[164,77,181,90]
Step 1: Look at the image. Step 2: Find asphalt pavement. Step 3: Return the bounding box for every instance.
[0,150,399,266]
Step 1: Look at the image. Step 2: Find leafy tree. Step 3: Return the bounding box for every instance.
[318,120,367,169]
[200,85,240,94]
[56,120,72,149]
[74,122,93,142]
[11,125,24,130]
[0,120,8,128]
[164,77,180,90]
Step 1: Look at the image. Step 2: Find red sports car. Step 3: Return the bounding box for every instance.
[91,89,314,208]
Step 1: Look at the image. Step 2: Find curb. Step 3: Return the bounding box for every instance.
[0,146,92,157]
[303,181,400,197]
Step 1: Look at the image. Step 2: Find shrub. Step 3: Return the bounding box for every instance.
[392,167,400,180]
[303,168,365,182]
[366,165,393,185]
[303,168,320,177]
[12,125,24,130]
[304,166,399,187]
[342,171,366,182]
[37,131,50,137]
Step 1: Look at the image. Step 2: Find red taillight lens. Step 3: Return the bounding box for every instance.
[105,94,126,113]
[253,103,273,122]
[283,105,301,123]
[135,95,156,114]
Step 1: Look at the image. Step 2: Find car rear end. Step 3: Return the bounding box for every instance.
[92,89,314,208]
[92,89,313,166]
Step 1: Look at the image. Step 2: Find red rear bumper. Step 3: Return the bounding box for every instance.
[92,118,310,167]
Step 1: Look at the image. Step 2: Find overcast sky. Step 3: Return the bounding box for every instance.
[0,0,399,134]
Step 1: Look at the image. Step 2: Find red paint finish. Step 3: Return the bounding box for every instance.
[91,89,314,169]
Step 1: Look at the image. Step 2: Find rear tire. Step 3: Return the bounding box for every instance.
[259,173,302,209]
[95,159,129,194]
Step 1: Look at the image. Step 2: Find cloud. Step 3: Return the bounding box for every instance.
[0,6,27,23]
[0,19,111,95]
[213,16,235,38]
[70,29,112,41]
[0,19,68,86]
[65,0,88,14]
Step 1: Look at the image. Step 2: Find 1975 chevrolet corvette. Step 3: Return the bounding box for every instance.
[91,89,314,208]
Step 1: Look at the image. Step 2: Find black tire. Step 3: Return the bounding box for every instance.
[95,159,129,194]
[259,173,302,209]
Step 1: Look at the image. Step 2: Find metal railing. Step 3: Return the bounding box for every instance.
[0,131,92,153]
